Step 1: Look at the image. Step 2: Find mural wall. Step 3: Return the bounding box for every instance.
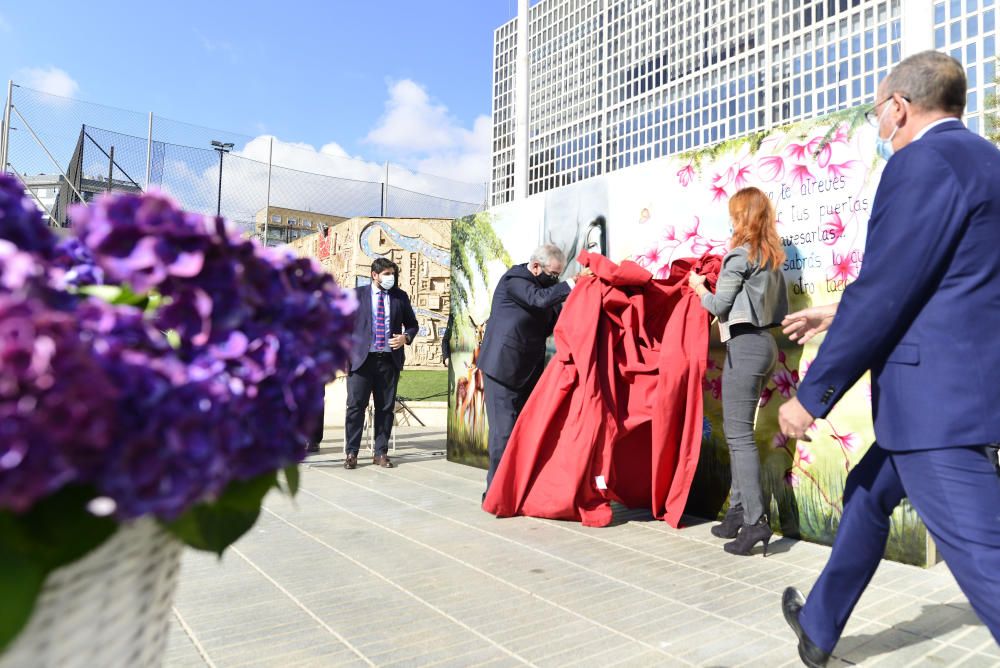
[447,108,930,565]
[288,217,452,369]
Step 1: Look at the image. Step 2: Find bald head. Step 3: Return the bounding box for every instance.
[883,51,966,117]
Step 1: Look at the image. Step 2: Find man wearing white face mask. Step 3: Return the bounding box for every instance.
[344,258,419,469]
[777,51,1000,666]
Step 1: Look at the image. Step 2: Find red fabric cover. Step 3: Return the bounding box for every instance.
[482,250,723,528]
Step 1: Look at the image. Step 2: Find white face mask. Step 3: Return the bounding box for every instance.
[875,99,901,161]
[377,274,395,290]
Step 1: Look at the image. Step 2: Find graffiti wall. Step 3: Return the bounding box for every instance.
[447,108,930,565]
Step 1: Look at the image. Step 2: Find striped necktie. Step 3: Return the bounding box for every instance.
[374,290,387,350]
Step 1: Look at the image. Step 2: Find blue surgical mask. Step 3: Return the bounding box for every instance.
[875,102,900,161]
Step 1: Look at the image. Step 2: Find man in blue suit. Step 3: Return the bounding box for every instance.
[778,51,1000,665]
[344,257,419,469]
[477,244,579,495]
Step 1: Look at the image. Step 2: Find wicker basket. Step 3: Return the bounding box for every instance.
[0,518,183,668]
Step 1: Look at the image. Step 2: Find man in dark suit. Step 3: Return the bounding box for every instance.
[344,258,419,469]
[477,244,580,495]
[778,51,1000,665]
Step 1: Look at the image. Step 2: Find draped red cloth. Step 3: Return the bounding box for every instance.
[482,250,722,528]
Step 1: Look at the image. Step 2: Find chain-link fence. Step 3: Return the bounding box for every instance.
[0,84,488,240]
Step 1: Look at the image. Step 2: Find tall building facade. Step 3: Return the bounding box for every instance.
[491,0,995,205]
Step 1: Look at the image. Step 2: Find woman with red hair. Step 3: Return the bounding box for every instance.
[689,187,789,556]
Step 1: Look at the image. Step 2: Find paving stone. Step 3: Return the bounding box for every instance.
[164,427,993,667]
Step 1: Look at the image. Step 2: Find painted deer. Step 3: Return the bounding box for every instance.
[455,316,487,428]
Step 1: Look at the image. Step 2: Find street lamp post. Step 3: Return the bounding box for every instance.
[210,140,234,217]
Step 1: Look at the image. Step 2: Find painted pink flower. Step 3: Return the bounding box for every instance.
[830,123,850,144]
[777,349,786,364]
[807,137,833,168]
[784,469,801,488]
[637,246,664,268]
[822,213,846,245]
[733,165,752,190]
[677,164,696,187]
[757,155,785,182]
[713,166,735,187]
[773,432,790,451]
[772,369,797,398]
[682,218,702,242]
[706,357,720,371]
[704,377,722,400]
[786,143,809,160]
[655,264,672,280]
[828,252,859,283]
[711,185,728,202]
[692,236,728,256]
[796,443,814,466]
[829,425,860,453]
[789,164,814,185]
[759,386,774,408]
[826,160,860,179]
[662,225,679,243]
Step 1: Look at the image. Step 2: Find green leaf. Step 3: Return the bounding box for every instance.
[0,549,46,654]
[165,329,181,349]
[164,472,277,555]
[77,285,127,303]
[0,485,118,654]
[18,486,118,570]
[282,465,300,497]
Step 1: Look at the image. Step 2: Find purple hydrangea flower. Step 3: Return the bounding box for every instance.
[0,174,56,257]
[0,186,356,521]
[0,296,118,511]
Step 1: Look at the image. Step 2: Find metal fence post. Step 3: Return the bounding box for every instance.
[107,145,115,192]
[382,162,389,217]
[263,136,273,244]
[144,112,153,190]
[1,80,13,173]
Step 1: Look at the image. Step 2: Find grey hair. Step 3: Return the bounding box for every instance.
[884,50,966,116]
[529,243,566,267]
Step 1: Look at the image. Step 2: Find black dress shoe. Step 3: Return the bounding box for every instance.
[373,455,394,468]
[344,453,358,470]
[782,587,831,667]
[711,503,744,538]
[306,442,320,453]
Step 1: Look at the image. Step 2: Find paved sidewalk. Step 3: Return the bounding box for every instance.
[166,428,997,667]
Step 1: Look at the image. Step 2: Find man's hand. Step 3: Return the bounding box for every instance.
[781,303,838,344]
[779,397,815,441]
[389,334,408,350]
[575,267,594,280]
[688,270,707,289]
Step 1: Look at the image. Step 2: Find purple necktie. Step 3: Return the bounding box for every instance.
[374,290,387,350]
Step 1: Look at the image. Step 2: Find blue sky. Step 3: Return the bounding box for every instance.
[0,1,518,183]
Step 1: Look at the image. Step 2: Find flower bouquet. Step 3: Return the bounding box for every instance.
[0,175,356,664]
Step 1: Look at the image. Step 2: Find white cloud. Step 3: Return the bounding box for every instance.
[148,79,491,223]
[365,79,491,184]
[16,67,80,97]
[194,30,239,64]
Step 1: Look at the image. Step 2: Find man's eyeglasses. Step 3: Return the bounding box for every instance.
[864,94,910,126]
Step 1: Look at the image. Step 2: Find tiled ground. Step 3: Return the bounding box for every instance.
[166,427,998,667]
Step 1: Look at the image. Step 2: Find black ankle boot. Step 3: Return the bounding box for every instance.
[724,515,773,556]
[710,504,744,538]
